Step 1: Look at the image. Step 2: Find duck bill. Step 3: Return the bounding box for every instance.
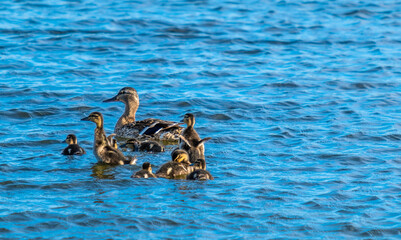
[103,95,119,103]
[81,116,91,121]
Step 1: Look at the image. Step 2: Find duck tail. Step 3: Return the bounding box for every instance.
[195,137,212,147]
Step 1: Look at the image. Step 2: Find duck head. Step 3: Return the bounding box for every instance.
[182,113,195,127]
[192,158,206,170]
[171,149,190,164]
[120,138,140,150]
[142,162,152,172]
[103,87,139,106]
[81,112,104,128]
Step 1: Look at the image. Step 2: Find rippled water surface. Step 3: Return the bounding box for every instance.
[2,0,401,239]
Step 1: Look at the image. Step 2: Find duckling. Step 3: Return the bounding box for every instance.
[103,87,183,141]
[156,149,191,179]
[187,158,214,180]
[131,162,157,178]
[62,134,86,156]
[179,113,212,163]
[81,112,135,165]
[121,139,165,152]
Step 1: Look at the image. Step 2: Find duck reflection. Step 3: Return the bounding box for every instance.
[91,163,116,179]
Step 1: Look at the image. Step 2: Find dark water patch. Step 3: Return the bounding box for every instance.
[198,70,233,78]
[265,81,301,88]
[139,58,168,64]
[343,9,374,18]
[0,228,11,233]
[209,113,232,120]
[0,212,33,222]
[0,140,60,147]
[274,101,300,107]
[0,109,32,120]
[31,108,60,117]
[224,49,263,55]
[25,221,67,232]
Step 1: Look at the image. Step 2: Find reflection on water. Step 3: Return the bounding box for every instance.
[90,163,116,180]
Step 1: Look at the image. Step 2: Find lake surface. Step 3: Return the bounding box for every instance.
[1,0,401,239]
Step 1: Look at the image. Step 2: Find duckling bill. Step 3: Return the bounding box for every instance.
[62,134,86,156]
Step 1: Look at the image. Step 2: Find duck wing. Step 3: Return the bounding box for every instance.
[139,118,182,136]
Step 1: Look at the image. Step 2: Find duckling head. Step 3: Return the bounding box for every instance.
[65,134,78,145]
[120,138,140,150]
[182,113,195,127]
[193,158,206,170]
[171,149,190,164]
[142,162,152,172]
[81,112,103,128]
[103,87,139,106]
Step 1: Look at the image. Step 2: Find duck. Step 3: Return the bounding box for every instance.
[62,134,86,156]
[156,149,191,179]
[179,113,212,163]
[186,158,214,180]
[81,111,136,165]
[121,139,165,152]
[131,162,157,178]
[103,87,182,142]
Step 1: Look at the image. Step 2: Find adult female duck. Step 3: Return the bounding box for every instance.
[103,87,182,142]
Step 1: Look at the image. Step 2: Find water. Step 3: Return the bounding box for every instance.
[1,0,401,238]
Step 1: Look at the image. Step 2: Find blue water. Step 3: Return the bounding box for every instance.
[1,0,401,238]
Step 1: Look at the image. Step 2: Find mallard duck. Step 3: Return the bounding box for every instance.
[187,158,214,180]
[103,87,182,142]
[62,134,86,156]
[121,139,165,152]
[179,113,212,163]
[131,162,157,178]
[156,149,191,179]
[81,112,136,165]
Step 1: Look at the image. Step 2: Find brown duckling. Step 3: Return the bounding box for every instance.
[131,162,157,178]
[103,87,182,141]
[156,149,191,179]
[179,113,212,163]
[81,112,135,165]
[121,139,165,152]
[62,134,86,156]
[187,158,214,180]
